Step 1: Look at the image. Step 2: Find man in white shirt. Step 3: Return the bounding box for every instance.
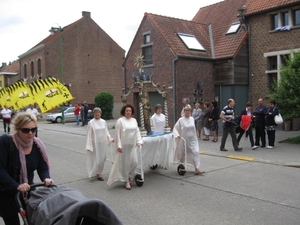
[181,98,191,117]
[26,104,40,136]
[1,105,12,133]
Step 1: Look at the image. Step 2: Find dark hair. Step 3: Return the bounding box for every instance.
[155,104,163,113]
[120,104,135,116]
[211,100,217,107]
[204,102,210,107]
[246,102,253,107]
[269,99,276,105]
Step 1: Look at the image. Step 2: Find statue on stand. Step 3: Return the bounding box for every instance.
[140,89,152,135]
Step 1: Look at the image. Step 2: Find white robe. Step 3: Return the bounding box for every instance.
[86,118,113,178]
[150,113,166,132]
[173,116,201,169]
[107,117,143,186]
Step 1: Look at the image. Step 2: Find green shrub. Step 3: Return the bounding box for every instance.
[94,92,114,120]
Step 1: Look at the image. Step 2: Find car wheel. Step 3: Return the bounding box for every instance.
[55,117,62,123]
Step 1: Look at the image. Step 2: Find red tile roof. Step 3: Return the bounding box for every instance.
[0,61,19,73]
[245,0,300,15]
[146,13,212,58]
[192,0,248,59]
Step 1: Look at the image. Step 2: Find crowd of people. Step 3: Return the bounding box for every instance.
[0,97,280,224]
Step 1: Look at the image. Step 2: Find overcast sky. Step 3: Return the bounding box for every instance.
[0,0,223,64]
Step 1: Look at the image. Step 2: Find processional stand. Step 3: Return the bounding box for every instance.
[121,53,171,137]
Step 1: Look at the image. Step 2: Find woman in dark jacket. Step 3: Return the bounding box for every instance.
[0,112,53,225]
[208,101,219,142]
[264,99,279,149]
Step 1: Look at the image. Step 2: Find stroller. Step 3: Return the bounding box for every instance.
[16,183,122,225]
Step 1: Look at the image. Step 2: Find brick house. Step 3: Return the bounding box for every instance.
[18,11,125,117]
[243,0,300,103]
[123,0,248,127]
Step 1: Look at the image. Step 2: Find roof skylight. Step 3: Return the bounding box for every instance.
[226,22,241,34]
[178,33,205,51]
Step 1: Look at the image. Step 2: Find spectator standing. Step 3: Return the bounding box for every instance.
[209,100,219,142]
[237,102,255,149]
[83,101,89,125]
[1,106,12,133]
[74,103,81,126]
[181,98,191,117]
[26,104,40,137]
[253,98,266,148]
[202,102,211,141]
[80,104,85,126]
[264,99,279,149]
[192,103,202,139]
[219,99,242,151]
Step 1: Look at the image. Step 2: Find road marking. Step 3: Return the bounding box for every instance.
[199,150,205,154]
[227,155,255,161]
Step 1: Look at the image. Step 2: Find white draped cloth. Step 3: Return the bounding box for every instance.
[85,118,113,178]
[173,116,201,169]
[107,117,143,186]
[150,113,166,132]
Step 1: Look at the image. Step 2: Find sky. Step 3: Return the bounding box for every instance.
[0,0,223,64]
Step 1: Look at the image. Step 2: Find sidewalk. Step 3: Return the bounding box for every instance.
[6,119,300,168]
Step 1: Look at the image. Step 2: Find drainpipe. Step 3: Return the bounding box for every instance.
[244,20,252,102]
[122,66,126,93]
[209,24,215,59]
[172,56,178,126]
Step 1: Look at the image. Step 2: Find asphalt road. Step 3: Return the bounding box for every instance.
[1,123,300,225]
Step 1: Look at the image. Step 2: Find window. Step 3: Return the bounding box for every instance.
[142,46,152,65]
[280,54,290,67]
[268,56,277,70]
[226,22,240,34]
[293,9,300,25]
[282,11,289,26]
[24,64,27,78]
[178,33,205,51]
[272,14,278,30]
[38,59,41,76]
[268,73,277,91]
[144,34,150,44]
[31,61,34,77]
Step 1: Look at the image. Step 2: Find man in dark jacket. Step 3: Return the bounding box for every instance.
[253,98,266,148]
[83,101,89,125]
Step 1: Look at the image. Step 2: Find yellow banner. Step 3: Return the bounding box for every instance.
[29,77,74,113]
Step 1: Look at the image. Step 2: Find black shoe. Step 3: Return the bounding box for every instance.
[235,147,243,151]
[97,177,104,181]
[260,145,266,148]
[220,148,228,151]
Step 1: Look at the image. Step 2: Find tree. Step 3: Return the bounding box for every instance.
[94,92,114,120]
[268,51,300,120]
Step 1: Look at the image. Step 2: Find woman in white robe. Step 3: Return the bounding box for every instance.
[173,105,205,175]
[150,104,166,132]
[86,107,114,181]
[107,104,143,190]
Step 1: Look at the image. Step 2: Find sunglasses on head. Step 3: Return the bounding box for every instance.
[20,127,37,134]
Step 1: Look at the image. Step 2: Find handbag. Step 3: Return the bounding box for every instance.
[274,113,283,124]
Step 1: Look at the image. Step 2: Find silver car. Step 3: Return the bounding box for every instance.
[46,107,92,123]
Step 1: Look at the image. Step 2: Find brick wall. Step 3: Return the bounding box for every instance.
[248,10,300,103]
[19,12,125,114]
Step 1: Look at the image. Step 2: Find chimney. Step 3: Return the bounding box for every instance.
[82,11,91,18]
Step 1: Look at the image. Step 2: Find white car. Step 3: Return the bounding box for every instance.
[46,107,92,123]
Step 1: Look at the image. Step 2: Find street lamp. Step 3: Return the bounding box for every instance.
[49,25,65,124]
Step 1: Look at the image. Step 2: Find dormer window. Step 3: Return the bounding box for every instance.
[226,22,240,34]
[177,33,205,51]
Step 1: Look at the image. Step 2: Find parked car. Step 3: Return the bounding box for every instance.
[46,107,92,123]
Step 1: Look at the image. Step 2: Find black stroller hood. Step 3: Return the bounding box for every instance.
[27,185,122,225]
